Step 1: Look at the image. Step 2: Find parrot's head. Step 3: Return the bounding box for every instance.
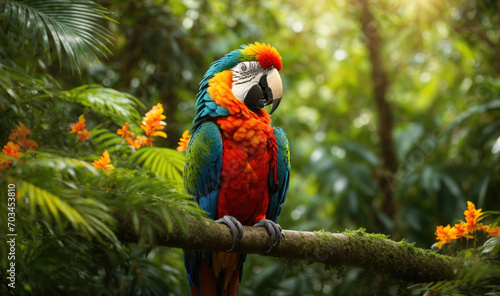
[193,42,283,127]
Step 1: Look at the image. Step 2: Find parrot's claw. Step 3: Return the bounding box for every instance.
[254,219,285,252]
[215,215,244,252]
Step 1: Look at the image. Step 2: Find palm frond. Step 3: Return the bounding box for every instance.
[8,152,200,245]
[82,169,203,243]
[60,84,145,125]
[17,179,116,242]
[130,147,185,183]
[22,152,98,174]
[5,153,116,242]
[91,128,127,154]
[1,0,115,71]
[0,62,60,101]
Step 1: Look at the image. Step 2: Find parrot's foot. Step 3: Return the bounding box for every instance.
[254,219,285,252]
[215,215,244,252]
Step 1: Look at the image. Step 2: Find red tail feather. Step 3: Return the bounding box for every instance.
[190,252,242,296]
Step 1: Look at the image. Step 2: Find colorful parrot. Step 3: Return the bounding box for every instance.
[182,42,291,296]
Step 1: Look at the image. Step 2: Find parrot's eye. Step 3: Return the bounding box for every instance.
[237,61,259,74]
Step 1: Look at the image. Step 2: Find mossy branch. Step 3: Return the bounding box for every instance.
[115,211,463,283]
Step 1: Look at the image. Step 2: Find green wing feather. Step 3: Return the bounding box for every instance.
[184,121,223,220]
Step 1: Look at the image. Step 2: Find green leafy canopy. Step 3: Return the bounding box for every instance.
[1,0,116,71]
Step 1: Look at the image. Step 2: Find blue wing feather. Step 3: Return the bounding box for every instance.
[267,127,291,222]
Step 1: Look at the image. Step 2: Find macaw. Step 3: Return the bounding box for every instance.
[183,42,291,296]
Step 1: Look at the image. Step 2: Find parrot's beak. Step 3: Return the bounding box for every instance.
[265,68,283,115]
[269,97,281,115]
[239,66,283,113]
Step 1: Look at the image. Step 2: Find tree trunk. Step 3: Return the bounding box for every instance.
[356,0,398,223]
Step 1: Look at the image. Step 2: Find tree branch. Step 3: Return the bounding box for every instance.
[115,212,462,284]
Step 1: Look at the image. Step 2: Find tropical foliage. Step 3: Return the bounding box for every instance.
[1,0,500,295]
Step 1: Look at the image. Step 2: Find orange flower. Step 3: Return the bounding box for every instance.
[77,129,92,142]
[136,136,154,147]
[0,158,12,172]
[9,122,31,141]
[93,151,114,171]
[118,104,167,150]
[433,201,499,246]
[150,130,167,138]
[126,136,154,150]
[454,222,473,239]
[126,137,141,150]
[117,104,168,150]
[71,116,86,134]
[9,123,38,150]
[464,201,486,232]
[177,130,191,152]
[486,226,500,237]
[118,122,144,150]
[117,122,135,140]
[3,142,23,158]
[140,103,167,137]
[18,137,38,150]
[435,224,458,249]
[71,115,92,141]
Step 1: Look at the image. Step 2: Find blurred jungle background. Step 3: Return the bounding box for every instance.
[1,0,500,295]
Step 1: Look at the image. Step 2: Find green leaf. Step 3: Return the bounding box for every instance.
[481,237,499,254]
[421,165,441,192]
[130,147,185,183]
[1,0,116,72]
[441,174,463,199]
[60,84,144,125]
[394,123,424,159]
[444,100,500,134]
[343,141,380,166]
[463,249,473,260]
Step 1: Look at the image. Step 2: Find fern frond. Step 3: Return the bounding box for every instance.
[130,147,185,183]
[1,0,115,72]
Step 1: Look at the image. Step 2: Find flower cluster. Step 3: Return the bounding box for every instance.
[1,123,38,172]
[9,122,38,150]
[2,104,171,173]
[435,201,500,249]
[3,142,23,159]
[176,130,191,152]
[70,115,92,141]
[140,103,167,138]
[117,103,167,150]
[93,150,114,171]
[435,225,459,249]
